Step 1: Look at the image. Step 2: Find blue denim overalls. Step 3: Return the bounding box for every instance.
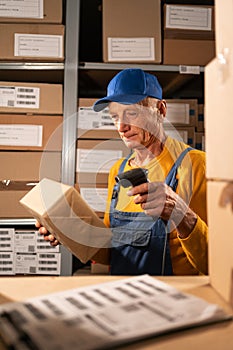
[109,147,193,275]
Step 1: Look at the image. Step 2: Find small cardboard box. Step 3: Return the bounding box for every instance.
[19,178,111,263]
[0,0,63,24]
[0,82,63,115]
[0,114,63,151]
[103,0,161,63]
[0,23,64,61]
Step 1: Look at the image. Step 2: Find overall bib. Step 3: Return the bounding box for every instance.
[109,147,193,276]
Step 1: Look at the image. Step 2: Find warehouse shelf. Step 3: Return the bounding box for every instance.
[0,219,36,226]
[79,62,205,73]
[0,62,64,70]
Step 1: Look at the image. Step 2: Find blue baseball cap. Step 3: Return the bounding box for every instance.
[93,68,163,112]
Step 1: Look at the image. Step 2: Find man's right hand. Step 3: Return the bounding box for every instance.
[35,220,60,246]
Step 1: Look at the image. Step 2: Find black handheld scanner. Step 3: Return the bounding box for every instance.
[115,168,149,188]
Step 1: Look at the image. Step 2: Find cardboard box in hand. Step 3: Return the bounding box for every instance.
[20,178,111,263]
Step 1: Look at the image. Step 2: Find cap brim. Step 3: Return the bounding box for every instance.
[93,94,147,112]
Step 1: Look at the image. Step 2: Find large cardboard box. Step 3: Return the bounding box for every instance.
[205,57,233,180]
[76,139,130,185]
[208,180,233,307]
[0,151,61,181]
[20,178,111,263]
[0,23,64,61]
[163,4,215,65]
[103,0,161,63]
[0,82,63,115]
[0,114,63,151]
[77,98,119,139]
[0,0,63,24]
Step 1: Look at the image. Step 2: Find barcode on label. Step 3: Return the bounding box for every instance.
[29,266,37,274]
[7,100,14,107]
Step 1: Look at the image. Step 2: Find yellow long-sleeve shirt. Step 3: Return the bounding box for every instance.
[95,136,208,275]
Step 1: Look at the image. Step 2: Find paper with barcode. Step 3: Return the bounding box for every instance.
[0,275,231,350]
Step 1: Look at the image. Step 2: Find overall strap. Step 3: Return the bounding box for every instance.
[110,153,132,210]
[165,147,193,192]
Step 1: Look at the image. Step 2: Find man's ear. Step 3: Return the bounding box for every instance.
[158,99,167,117]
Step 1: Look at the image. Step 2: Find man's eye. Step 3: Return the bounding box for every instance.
[126,111,138,118]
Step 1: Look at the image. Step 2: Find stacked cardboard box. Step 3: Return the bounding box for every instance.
[0,0,64,62]
[0,82,63,218]
[102,0,162,63]
[163,4,215,66]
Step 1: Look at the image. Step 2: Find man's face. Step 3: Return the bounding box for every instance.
[109,102,158,149]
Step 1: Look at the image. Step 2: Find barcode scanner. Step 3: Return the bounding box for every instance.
[115,168,149,188]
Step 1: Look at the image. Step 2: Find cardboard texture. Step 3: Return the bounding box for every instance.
[163,39,215,66]
[208,180,233,307]
[0,114,63,151]
[205,57,233,181]
[0,23,64,61]
[0,189,32,218]
[0,0,63,24]
[0,151,61,181]
[103,0,161,63]
[19,178,112,263]
[0,82,63,115]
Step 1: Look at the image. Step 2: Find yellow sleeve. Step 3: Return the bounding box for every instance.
[178,150,208,275]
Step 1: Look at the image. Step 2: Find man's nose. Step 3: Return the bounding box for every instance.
[117,118,129,132]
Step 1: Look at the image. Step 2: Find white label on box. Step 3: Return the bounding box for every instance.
[14,34,63,58]
[0,229,14,252]
[14,253,37,274]
[166,5,212,31]
[179,65,201,75]
[14,231,36,253]
[165,103,190,124]
[165,129,188,144]
[108,38,155,61]
[0,124,43,146]
[0,0,43,18]
[76,149,123,173]
[80,188,108,212]
[0,85,40,109]
[78,107,116,130]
